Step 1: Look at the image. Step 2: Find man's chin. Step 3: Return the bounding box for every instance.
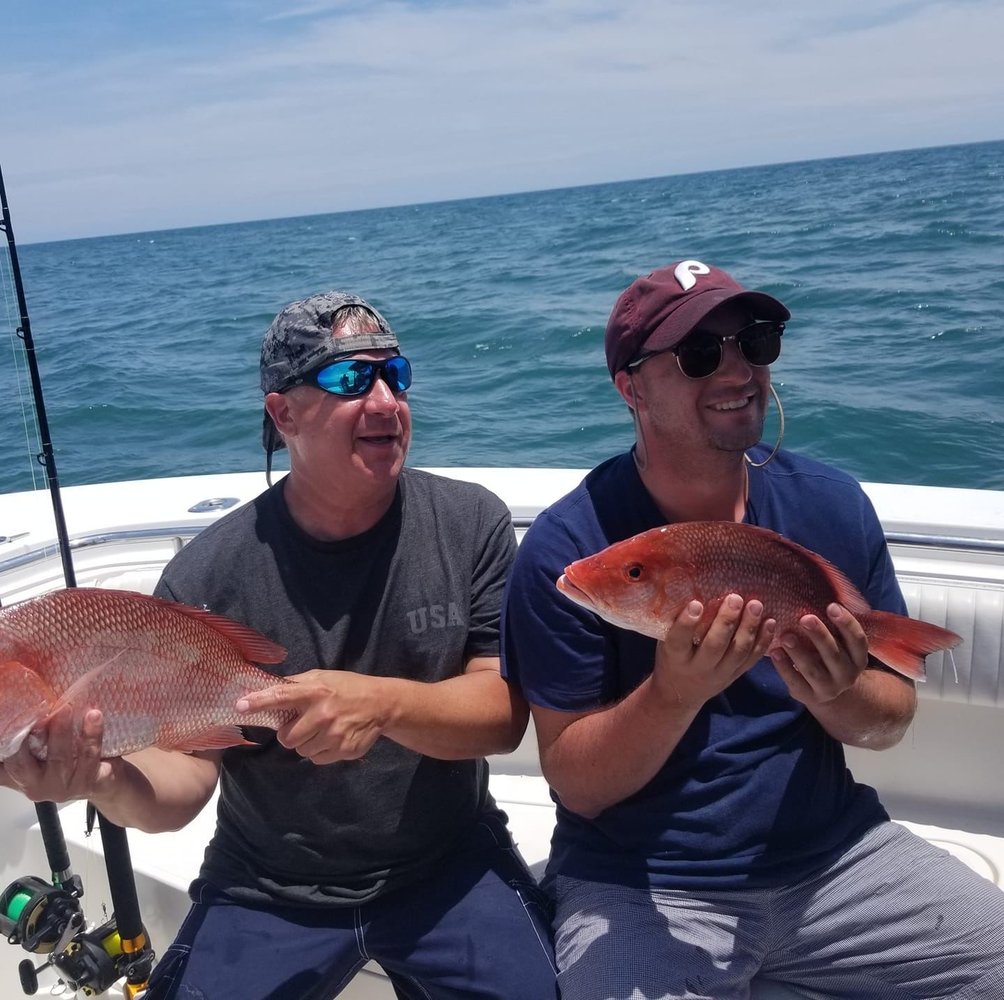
[710,432,764,455]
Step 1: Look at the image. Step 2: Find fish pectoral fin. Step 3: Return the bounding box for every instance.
[168,726,256,753]
[49,650,130,717]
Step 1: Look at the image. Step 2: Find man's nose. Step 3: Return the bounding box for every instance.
[364,374,401,409]
[717,336,753,378]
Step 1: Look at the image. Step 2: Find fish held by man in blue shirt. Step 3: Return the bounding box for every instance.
[556,521,961,681]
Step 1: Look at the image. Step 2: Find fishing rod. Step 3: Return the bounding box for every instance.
[0,166,76,591]
[0,163,154,998]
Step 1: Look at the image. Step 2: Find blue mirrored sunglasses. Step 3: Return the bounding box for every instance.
[291,355,412,397]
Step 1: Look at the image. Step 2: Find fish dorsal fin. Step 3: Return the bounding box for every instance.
[92,589,287,665]
[760,527,871,616]
[167,602,287,665]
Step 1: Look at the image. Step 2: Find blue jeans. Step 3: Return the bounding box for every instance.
[144,813,557,999]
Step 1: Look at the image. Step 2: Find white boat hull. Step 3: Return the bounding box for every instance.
[2,468,1002,998]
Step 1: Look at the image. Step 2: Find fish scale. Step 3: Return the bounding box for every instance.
[671,523,860,622]
[0,587,292,760]
[557,521,960,680]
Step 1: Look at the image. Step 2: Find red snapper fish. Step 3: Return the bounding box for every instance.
[556,521,961,680]
[0,587,292,760]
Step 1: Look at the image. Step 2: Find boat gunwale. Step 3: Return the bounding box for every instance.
[3,522,1004,579]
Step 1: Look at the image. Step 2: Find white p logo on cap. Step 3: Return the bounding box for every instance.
[674,260,710,292]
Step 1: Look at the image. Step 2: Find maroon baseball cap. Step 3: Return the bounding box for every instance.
[604,260,790,377]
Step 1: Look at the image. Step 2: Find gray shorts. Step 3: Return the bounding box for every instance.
[552,821,1004,1000]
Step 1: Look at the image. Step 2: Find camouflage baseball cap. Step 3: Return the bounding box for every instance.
[259,290,398,394]
[260,291,399,480]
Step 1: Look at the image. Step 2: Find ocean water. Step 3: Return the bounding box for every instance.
[1,139,1002,497]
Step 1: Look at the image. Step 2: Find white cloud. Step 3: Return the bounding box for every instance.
[3,0,1001,242]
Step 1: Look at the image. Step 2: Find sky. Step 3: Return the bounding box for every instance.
[2,0,1002,244]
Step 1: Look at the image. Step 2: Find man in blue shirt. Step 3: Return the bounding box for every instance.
[502,260,1004,999]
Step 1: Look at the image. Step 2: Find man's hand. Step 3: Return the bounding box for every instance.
[651,594,776,710]
[237,669,390,765]
[1,705,117,803]
[769,603,916,749]
[770,602,869,705]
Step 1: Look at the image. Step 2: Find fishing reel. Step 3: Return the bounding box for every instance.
[2,874,84,958]
[1,874,153,996]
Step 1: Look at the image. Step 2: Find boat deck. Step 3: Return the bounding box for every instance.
[18,752,1004,1000]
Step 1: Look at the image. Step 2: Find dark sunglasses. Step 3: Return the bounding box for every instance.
[290,355,413,397]
[629,320,784,380]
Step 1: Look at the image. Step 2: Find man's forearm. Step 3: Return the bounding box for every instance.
[90,748,221,834]
[381,664,529,759]
[535,676,700,819]
[808,668,917,749]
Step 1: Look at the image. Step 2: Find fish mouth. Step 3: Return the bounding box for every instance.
[556,573,595,611]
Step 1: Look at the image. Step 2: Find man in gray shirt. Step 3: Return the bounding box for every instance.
[4,291,557,999]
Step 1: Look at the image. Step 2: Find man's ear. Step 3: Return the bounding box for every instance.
[265,391,295,440]
[613,369,641,410]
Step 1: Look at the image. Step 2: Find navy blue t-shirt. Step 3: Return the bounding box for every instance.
[501,445,907,890]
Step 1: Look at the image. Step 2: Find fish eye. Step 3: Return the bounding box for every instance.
[625,564,643,581]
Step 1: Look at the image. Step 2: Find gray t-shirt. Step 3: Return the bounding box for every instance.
[155,468,516,906]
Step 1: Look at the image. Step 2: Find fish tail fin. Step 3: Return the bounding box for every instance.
[862,610,962,681]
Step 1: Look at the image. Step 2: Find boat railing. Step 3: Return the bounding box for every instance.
[4,519,1004,578]
[0,524,197,575]
[3,506,1002,714]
